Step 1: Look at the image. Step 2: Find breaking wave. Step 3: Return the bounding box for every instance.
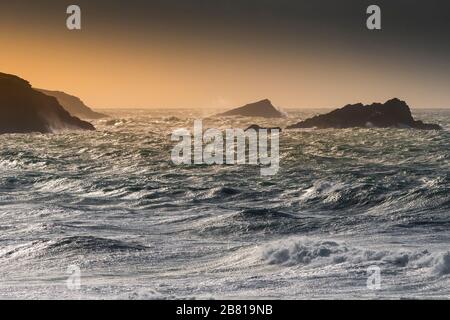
[261,238,450,276]
[0,108,449,299]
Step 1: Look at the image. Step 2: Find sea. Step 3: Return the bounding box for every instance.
[0,108,449,299]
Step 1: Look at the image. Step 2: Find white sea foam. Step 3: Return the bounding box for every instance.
[261,237,450,277]
[0,108,449,299]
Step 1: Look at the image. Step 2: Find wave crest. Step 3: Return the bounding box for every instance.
[261,238,450,276]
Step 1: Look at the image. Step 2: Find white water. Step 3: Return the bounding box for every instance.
[0,109,449,299]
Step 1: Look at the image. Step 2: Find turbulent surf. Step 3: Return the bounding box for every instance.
[0,109,449,299]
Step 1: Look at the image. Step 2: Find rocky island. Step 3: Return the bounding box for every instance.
[37,89,107,119]
[0,72,95,134]
[245,124,282,132]
[216,99,286,118]
[287,98,442,130]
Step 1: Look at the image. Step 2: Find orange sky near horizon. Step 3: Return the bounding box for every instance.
[2,6,450,110]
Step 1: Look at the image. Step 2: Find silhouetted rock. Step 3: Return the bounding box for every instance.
[245,124,282,132]
[287,98,442,130]
[0,72,95,134]
[37,89,107,119]
[162,116,181,122]
[216,99,286,118]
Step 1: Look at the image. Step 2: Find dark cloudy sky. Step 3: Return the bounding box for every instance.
[1,0,450,108]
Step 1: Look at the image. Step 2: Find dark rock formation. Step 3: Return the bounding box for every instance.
[37,89,107,119]
[287,98,442,130]
[0,72,95,134]
[216,99,286,118]
[245,124,282,132]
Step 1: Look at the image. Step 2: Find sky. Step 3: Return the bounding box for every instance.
[1,0,450,109]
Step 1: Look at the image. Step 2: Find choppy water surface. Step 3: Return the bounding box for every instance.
[0,109,449,299]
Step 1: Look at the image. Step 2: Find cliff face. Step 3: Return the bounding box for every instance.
[287,98,442,130]
[37,89,107,119]
[0,73,95,134]
[216,99,286,118]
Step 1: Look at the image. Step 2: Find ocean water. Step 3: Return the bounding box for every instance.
[0,109,449,299]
